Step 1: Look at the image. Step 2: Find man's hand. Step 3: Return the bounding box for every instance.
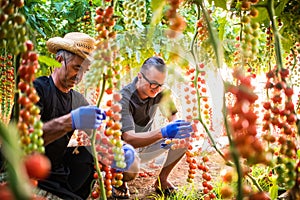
[161,119,192,139]
[71,106,106,130]
[112,144,136,171]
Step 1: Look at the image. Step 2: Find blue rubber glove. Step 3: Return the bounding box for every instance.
[161,119,192,139]
[112,144,136,171]
[71,106,106,130]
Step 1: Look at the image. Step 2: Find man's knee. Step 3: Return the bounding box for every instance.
[123,156,140,182]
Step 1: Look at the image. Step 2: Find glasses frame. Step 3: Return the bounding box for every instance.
[140,72,164,89]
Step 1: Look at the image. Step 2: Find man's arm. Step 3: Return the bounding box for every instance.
[42,106,105,146]
[42,113,73,146]
[122,129,163,148]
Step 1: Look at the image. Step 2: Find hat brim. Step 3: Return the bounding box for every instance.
[46,37,93,62]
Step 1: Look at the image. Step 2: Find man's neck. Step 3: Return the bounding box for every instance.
[51,72,70,93]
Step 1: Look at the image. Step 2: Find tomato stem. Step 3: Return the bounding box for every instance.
[90,73,107,200]
[0,122,32,200]
[13,54,21,123]
[266,0,283,70]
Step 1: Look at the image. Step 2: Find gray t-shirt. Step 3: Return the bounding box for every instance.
[120,77,177,134]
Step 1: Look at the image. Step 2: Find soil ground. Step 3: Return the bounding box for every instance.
[125,152,227,200]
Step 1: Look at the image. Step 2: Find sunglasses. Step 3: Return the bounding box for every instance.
[140,72,164,89]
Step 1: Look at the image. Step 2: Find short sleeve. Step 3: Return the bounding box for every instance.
[33,77,46,116]
[120,91,136,133]
[71,90,89,109]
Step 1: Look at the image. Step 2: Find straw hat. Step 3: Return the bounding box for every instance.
[46,32,95,61]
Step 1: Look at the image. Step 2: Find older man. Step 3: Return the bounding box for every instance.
[34,32,134,199]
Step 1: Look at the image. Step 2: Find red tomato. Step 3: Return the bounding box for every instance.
[0,183,14,200]
[24,153,51,180]
[25,40,34,51]
[91,190,99,199]
[28,52,38,62]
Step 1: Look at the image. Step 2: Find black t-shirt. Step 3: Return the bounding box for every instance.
[34,76,90,199]
[35,76,71,169]
[34,76,89,169]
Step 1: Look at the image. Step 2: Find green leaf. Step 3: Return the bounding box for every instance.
[269,184,279,200]
[218,16,227,41]
[274,0,289,16]
[53,2,66,12]
[214,0,227,10]
[150,0,166,26]
[38,55,61,67]
[297,149,300,159]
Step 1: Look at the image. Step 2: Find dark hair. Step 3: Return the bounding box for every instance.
[141,56,167,73]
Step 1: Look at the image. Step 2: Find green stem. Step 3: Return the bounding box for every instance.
[198,1,222,69]
[246,174,264,192]
[191,2,225,160]
[189,3,200,63]
[266,0,283,70]
[13,54,21,123]
[222,93,243,200]
[0,122,32,200]
[91,74,107,200]
[91,131,106,200]
[96,74,106,108]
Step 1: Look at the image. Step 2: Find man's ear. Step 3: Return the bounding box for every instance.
[137,72,142,80]
[56,54,64,63]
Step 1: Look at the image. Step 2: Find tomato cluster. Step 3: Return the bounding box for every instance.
[103,93,125,168]
[164,0,186,38]
[0,0,28,54]
[240,0,260,60]
[227,68,267,165]
[86,5,122,92]
[94,6,116,41]
[0,55,14,124]
[196,16,209,43]
[262,65,298,189]
[122,0,147,30]
[185,150,216,199]
[17,41,45,154]
[76,8,93,35]
[91,164,124,199]
[88,92,125,198]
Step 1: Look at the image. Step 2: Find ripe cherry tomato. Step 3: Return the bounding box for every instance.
[24,153,51,180]
[91,190,99,199]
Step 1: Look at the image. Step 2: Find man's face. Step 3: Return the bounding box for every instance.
[138,67,166,99]
[60,54,89,89]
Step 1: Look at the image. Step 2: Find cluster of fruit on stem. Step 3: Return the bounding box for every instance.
[227,68,267,165]
[0,55,14,124]
[76,1,94,35]
[186,150,216,199]
[240,0,260,60]
[262,65,298,189]
[285,42,300,89]
[89,90,125,198]
[164,0,186,38]
[122,0,147,31]
[94,6,116,42]
[0,0,28,54]
[86,5,121,90]
[222,68,273,199]
[17,41,45,154]
[196,15,209,43]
